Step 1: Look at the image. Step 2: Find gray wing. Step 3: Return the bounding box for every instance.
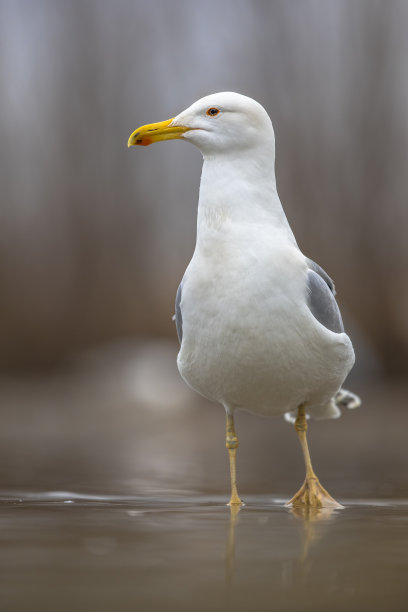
[305,257,336,295]
[306,265,344,334]
[175,282,183,343]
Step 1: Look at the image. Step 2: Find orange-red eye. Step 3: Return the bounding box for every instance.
[206,107,220,117]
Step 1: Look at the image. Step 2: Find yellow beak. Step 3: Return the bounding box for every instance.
[128,117,191,147]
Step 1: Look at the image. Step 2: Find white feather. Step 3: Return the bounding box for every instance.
[173,93,356,420]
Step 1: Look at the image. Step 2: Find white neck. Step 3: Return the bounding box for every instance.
[196,143,296,246]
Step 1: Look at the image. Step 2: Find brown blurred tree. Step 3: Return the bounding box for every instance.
[0,0,407,374]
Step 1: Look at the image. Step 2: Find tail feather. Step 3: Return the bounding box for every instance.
[284,387,361,423]
[335,388,361,410]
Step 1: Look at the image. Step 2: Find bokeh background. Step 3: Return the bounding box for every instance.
[0,0,407,498]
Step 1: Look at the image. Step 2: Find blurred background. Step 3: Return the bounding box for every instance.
[0,0,407,498]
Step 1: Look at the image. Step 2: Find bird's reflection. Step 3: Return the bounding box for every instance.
[225,500,339,585]
[225,504,241,584]
[289,505,337,563]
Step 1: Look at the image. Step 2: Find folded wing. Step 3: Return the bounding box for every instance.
[306,260,344,333]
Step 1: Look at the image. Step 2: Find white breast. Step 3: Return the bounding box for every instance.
[177,222,354,416]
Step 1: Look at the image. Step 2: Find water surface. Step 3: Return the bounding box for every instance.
[0,491,407,611]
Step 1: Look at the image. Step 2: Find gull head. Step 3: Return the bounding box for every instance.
[128,92,275,157]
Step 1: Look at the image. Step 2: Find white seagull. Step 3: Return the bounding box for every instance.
[128,92,360,509]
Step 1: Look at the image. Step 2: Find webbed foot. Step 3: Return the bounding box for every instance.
[287,477,343,509]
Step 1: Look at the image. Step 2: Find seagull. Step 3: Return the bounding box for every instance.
[128,92,360,509]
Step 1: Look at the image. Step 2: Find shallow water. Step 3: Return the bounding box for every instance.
[1,491,407,611]
[0,350,407,610]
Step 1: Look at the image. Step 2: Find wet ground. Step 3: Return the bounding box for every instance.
[0,342,407,610]
[0,491,407,611]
